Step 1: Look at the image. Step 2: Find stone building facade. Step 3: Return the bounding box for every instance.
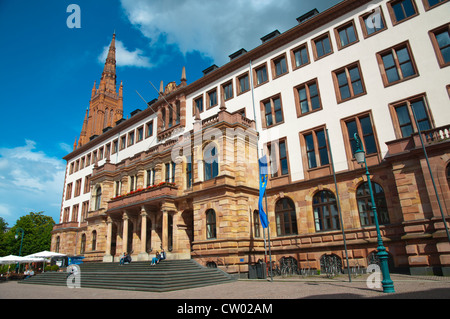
[52,0,450,276]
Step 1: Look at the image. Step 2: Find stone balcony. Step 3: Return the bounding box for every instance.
[386,124,450,156]
[107,182,178,212]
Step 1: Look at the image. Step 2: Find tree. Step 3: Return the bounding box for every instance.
[0,217,8,256]
[0,212,55,256]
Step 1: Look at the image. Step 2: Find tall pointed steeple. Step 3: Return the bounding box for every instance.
[99,33,117,94]
[76,33,124,148]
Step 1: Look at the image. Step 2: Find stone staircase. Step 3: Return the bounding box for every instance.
[19,259,235,292]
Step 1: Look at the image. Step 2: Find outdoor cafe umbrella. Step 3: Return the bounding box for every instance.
[24,251,66,272]
[24,250,66,259]
[0,255,42,274]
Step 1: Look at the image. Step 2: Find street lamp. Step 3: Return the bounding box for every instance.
[353,133,395,293]
[15,227,24,256]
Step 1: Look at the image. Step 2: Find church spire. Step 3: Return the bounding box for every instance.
[99,33,117,94]
[73,33,123,149]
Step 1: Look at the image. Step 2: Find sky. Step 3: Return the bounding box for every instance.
[0,0,342,227]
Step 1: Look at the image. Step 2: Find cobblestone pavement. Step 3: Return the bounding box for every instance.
[0,273,449,300]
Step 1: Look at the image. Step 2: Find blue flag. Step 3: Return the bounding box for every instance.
[258,156,269,228]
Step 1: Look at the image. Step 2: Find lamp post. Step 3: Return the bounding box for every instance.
[353,133,395,293]
[15,227,24,256]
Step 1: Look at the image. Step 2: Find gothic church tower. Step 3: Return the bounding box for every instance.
[77,33,123,148]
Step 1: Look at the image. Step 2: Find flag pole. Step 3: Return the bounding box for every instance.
[265,192,273,281]
[249,60,272,279]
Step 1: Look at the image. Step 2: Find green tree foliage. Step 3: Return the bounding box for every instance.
[0,217,8,256]
[0,212,55,256]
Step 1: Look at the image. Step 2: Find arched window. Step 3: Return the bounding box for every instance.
[91,230,97,251]
[275,198,298,236]
[313,190,340,231]
[447,163,450,188]
[80,233,86,254]
[356,182,390,226]
[55,236,60,253]
[204,143,219,181]
[95,186,102,210]
[253,210,261,238]
[206,209,217,239]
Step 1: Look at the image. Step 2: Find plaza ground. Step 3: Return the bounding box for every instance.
[1,273,449,299]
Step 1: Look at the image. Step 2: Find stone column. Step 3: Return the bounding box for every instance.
[103,216,114,262]
[122,211,129,253]
[162,209,169,251]
[138,206,149,261]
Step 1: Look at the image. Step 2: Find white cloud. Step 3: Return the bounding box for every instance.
[0,140,65,225]
[98,39,153,68]
[119,0,340,66]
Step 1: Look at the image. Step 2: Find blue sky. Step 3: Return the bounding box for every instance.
[0,0,341,226]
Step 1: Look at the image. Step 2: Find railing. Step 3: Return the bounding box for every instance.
[422,125,450,145]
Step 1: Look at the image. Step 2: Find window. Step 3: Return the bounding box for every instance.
[275,198,298,236]
[129,175,136,192]
[272,54,288,78]
[206,209,216,239]
[128,131,135,146]
[186,155,193,189]
[301,127,329,169]
[356,182,390,226]
[92,230,97,251]
[120,135,126,150]
[115,180,122,196]
[171,161,176,183]
[312,32,333,60]
[237,73,250,94]
[267,138,289,178]
[71,204,79,222]
[429,24,450,68]
[332,62,366,103]
[66,182,73,200]
[207,89,218,109]
[313,190,340,232]
[84,175,90,194]
[137,126,144,142]
[262,95,283,128]
[387,0,418,25]
[204,144,219,181]
[254,64,268,86]
[165,163,170,183]
[360,6,387,38]
[81,201,89,222]
[335,21,358,49]
[175,101,181,125]
[112,139,118,154]
[80,234,86,254]
[423,0,449,10]
[377,41,418,86]
[344,113,378,157]
[291,44,310,69]
[146,120,154,138]
[74,179,82,197]
[222,81,233,101]
[253,210,261,238]
[63,207,70,223]
[95,186,102,210]
[447,163,450,188]
[194,96,204,114]
[294,79,322,116]
[390,95,432,138]
[98,148,103,161]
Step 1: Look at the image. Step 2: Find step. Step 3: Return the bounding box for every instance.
[19,259,235,292]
